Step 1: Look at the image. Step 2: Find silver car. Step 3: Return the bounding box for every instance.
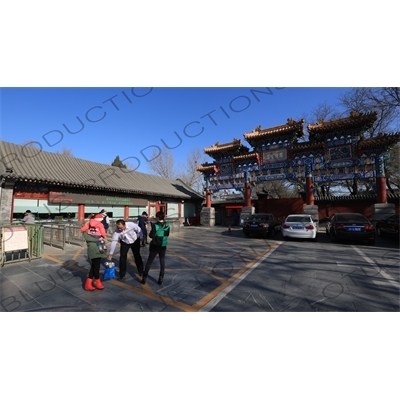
[282,214,318,241]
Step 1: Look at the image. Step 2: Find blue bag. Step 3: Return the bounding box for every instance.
[103,261,116,280]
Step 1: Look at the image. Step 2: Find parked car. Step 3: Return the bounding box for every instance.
[376,214,400,239]
[326,213,375,245]
[281,214,318,241]
[242,213,281,238]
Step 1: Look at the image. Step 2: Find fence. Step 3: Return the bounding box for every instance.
[0,223,44,266]
[65,224,85,246]
[41,223,85,250]
[42,224,66,249]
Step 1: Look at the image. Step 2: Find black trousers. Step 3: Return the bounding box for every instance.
[88,258,102,279]
[119,238,144,277]
[144,247,167,277]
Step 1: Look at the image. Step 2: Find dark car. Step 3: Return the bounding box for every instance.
[242,213,281,238]
[326,213,375,245]
[376,214,400,239]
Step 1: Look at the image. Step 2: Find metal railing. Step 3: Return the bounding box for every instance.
[42,224,66,250]
[41,222,85,250]
[65,224,85,246]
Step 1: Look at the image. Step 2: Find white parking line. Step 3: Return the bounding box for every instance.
[198,242,282,312]
[352,246,400,290]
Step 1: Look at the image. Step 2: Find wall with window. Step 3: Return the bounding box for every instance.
[129,206,148,219]
[13,199,79,220]
[167,203,179,219]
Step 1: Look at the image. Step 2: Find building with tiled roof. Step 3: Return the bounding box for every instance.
[307,111,377,141]
[0,141,203,223]
[204,138,250,159]
[244,118,304,148]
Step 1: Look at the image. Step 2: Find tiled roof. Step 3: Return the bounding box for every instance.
[358,132,400,149]
[203,138,249,154]
[244,119,304,141]
[292,142,325,152]
[0,141,203,200]
[233,152,258,162]
[315,194,376,201]
[307,111,377,134]
[197,153,258,172]
[196,164,216,173]
[315,193,400,201]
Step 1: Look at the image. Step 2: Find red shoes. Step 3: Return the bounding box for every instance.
[84,278,105,290]
[84,278,96,291]
[94,279,105,290]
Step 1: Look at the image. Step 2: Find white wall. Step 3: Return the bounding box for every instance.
[167,203,179,219]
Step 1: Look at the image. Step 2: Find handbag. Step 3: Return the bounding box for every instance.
[103,261,116,280]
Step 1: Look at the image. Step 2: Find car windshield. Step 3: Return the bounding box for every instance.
[336,214,368,223]
[248,215,272,222]
[286,216,311,223]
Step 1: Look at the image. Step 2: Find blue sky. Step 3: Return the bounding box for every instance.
[1,87,351,173]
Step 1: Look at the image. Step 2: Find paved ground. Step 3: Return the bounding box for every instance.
[1,225,399,312]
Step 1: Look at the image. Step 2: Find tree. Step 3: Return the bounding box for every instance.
[339,88,398,137]
[308,101,343,126]
[20,140,40,148]
[146,145,176,179]
[254,180,299,199]
[55,146,74,156]
[146,145,206,193]
[368,87,400,113]
[386,143,400,194]
[111,156,127,169]
[176,148,206,193]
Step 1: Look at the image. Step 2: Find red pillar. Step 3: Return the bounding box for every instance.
[306,176,314,205]
[124,205,129,219]
[376,177,387,204]
[206,190,211,207]
[245,182,252,207]
[10,192,15,223]
[78,204,85,221]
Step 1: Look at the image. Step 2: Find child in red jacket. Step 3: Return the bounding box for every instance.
[80,214,107,252]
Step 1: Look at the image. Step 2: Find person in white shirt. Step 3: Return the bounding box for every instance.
[107,219,144,280]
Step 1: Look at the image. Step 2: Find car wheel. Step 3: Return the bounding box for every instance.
[367,238,375,246]
[244,232,250,237]
[312,235,318,242]
[330,231,337,243]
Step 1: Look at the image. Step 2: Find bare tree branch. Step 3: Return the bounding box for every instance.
[146,145,177,179]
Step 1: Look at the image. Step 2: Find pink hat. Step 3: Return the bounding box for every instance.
[94,214,103,220]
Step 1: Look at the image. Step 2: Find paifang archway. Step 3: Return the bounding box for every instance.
[197,112,400,226]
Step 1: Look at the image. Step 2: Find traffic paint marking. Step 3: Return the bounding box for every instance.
[39,240,283,312]
[42,247,83,264]
[352,246,400,290]
[197,242,282,312]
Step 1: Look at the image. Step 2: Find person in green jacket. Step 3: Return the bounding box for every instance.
[141,211,170,285]
[83,231,106,291]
